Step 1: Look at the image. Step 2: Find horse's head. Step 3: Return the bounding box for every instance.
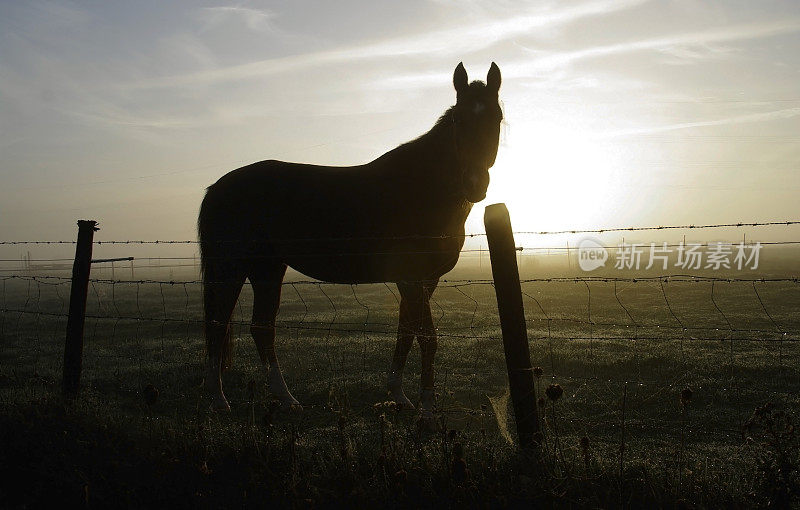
[451,62,502,203]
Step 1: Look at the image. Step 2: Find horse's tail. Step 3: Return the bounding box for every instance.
[198,186,235,371]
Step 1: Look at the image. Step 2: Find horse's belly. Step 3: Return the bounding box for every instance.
[285,247,461,284]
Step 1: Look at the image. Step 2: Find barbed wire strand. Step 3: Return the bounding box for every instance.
[1,226,799,461]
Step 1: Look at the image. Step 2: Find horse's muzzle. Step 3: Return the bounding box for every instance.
[464,169,490,203]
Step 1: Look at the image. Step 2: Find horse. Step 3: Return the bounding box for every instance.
[199,62,503,414]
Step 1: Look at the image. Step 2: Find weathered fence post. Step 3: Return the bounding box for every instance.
[484,203,540,449]
[62,220,99,398]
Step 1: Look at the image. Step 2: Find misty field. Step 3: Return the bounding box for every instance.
[1,259,799,508]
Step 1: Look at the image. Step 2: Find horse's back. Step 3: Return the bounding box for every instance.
[203,159,393,237]
[208,160,370,205]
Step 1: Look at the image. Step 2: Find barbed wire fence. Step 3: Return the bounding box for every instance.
[1,218,799,471]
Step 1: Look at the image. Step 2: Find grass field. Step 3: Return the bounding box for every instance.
[1,254,799,508]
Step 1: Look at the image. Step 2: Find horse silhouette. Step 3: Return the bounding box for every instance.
[199,62,503,413]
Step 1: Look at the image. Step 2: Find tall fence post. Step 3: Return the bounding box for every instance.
[484,204,540,449]
[62,220,99,398]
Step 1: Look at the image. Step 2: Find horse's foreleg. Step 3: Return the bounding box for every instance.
[417,280,439,416]
[388,298,415,409]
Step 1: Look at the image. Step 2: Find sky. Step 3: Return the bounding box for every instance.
[1,0,799,257]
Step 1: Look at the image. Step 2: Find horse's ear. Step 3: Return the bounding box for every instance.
[453,62,468,97]
[487,62,501,94]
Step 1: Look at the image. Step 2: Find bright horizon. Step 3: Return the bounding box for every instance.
[2,0,800,257]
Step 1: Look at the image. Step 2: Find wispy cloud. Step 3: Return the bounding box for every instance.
[524,19,800,70]
[134,0,651,89]
[198,6,277,32]
[598,107,800,138]
[658,43,737,65]
[29,0,91,27]
[362,18,800,92]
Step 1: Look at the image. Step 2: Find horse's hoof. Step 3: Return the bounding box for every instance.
[280,402,303,413]
[277,395,302,411]
[211,398,231,412]
[396,401,416,411]
[389,391,415,411]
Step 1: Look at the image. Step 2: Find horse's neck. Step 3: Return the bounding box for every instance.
[380,123,457,182]
[376,123,471,235]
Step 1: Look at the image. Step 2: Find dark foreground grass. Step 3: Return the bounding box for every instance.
[1,267,799,508]
[2,389,793,509]
[1,385,798,508]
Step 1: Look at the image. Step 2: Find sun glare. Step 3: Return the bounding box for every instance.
[480,120,623,245]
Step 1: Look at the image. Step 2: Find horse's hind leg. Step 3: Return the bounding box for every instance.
[203,274,245,412]
[249,264,301,408]
[391,280,439,416]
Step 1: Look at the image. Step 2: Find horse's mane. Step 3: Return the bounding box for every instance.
[432,105,457,131]
[402,105,456,149]
[374,80,489,168]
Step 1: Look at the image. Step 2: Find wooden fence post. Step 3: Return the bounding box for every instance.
[62,220,98,398]
[484,204,540,449]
